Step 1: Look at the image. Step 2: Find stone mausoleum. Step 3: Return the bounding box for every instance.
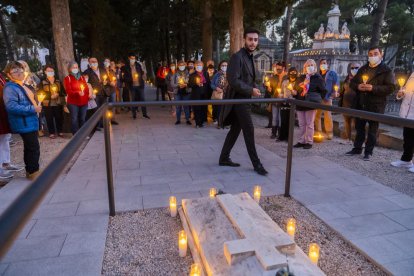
[289,4,366,78]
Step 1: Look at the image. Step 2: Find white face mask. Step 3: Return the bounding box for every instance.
[71,68,79,74]
[196,65,203,72]
[306,66,315,74]
[170,66,176,71]
[104,61,110,68]
[368,56,381,66]
[350,69,358,76]
[46,72,55,77]
[221,66,227,72]
[130,59,136,64]
[90,63,98,69]
[320,64,328,71]
[178,66,186,71]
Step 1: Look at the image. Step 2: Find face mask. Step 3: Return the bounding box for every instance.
[130,59,136,64]
[350,69,358,76]
[276,69,283,74]
[196,65,203,72]
[188,65,194,70]
[46,72,55,77]
[170,66,176,71]
[178,66,186,71]
[368,56,381,66]
[90,63,98,69]
[221,66,227,72]
[306,66,314,74]
[104,62,110,68]
[71,68,79,74]
[320,64,328,71]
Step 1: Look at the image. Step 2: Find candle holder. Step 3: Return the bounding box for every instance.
[397,78,406,89]
[178,230,187,257]
[309,243,320,265]
[362,75,368,84]
[286,218,296,239]
[209,188,217,199]
[170,196,177,217]
[189,263,201,276]
[253,185,261,203]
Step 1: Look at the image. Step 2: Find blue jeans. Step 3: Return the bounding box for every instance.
[130,86,147,117]
[67,104,88,134]
[175,94,190,121]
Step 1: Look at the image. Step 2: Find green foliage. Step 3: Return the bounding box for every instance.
[26,58,42,72]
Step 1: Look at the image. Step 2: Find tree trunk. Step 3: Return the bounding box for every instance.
[202,0,213,62]
[50,0,75,80]
[370,0,388,47]
[229,0,244,55]
[283,3,293,63]
[0,13,15,61]
[184,0,191,60]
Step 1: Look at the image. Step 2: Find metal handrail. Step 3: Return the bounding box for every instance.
[1,97,413,260]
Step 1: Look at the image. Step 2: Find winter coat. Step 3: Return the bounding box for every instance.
[350,62,396,114]
[293,73,327,111]
[339,75,357,109]
[398,73,414,120]
[121,62,145,88]
[63,74,89,106]
[3,82,39,134]
[38,79,66,106]
[320,70,339,100]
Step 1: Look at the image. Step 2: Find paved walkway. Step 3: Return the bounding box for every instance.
[0,87,413,275]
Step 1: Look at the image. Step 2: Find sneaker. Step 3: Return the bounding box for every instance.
[345,149,362,156]
[363,153,371,161]
[303,143,313,149]
[293,143,305,148]
[175,121,181,125]
[409,167,414,173]
[391,160,413,168]
[0,169,13,180]
[3,164,24,172]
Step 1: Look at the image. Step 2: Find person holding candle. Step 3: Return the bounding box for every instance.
[219,27,267,175]
[102,58,119,125]
[189,60,207,128]
[156,61,169,102]
[345,46,396,161]
[38,65,65,139]
[3,61,42,180]
[391,73,414,172]
[64,61,89,135]
[81,72,97,123]
[210,60,229,128]
[172,61,191,125]
[121,53,150,120]
[166,62,177,115]
[338,62,360,144]
[292,59,327,149]
[279,67,298,141]
[315,59,339,140]
[203,63,216,124]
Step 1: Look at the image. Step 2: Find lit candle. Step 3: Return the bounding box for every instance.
[103,75,107,82]
[51,85,57,93]
[189,263,201,276]
[106,110,113,119]
[276,88,282,96]
[398,78,406,88]
[93,89,98,95]
[179,77,184,85]
[253,185,261,203]
[170,196,177,217]
[195,76,201,85]
[178,230,187,257]
[287,83,293,91]
[309,243,320,265]
[80,84,85,93]
[37,93,46,103]
[112,76,116,82]
[264,76,269,82]
[362,75,368,84]
[164,71,168,78]
[313,132,325,143]
[333,84,339,97]
[286,218,296,239]
[134,73,139,80]
[209,188,217,199]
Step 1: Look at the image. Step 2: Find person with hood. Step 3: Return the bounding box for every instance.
[391,72,414,173]
[346,46,396,161]
[338,62,361,143]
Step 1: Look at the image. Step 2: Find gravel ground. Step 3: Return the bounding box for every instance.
[252,113,414,197]
[102,208,193,276]
[261,195,386,276]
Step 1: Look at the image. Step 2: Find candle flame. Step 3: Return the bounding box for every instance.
[398,78,406,87]
[362,75,368,84]
[209,188,217,199]
[37,93,46,103]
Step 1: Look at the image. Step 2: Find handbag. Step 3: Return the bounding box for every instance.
[305,92,322,103]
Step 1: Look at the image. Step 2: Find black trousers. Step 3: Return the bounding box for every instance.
[279,107,290,141]
[220,104,260,167]
[401,127,414,162]
[20,131,40,174]
[354,118,379,155]
[156,84,167,101]
[193,105,204,126]
[43,105,63,134]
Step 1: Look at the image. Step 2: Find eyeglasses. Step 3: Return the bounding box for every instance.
[10,68,24,74]
[351,67,359,70]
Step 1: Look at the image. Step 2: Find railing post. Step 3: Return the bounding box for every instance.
[103,107,116,216]
[284,103,296,197]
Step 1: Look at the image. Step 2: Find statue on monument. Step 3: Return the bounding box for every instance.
[324,23,334,38]
[314,23,325,40]
[340,22,350,39]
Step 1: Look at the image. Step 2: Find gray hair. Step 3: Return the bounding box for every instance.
[67,60,78,72]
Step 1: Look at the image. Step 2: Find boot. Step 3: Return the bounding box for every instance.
[270,127,277,139]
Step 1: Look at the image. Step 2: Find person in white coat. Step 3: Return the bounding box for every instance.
[391,73,414,173]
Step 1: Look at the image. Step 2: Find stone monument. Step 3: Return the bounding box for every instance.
[179,193,325,275]
[290,4,366,78]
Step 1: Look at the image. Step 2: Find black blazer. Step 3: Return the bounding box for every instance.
[84,67,106,97]
[121,62,145,88]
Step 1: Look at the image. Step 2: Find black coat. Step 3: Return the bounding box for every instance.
[84,67,106,97]
[350,62,396,113]
[293,74,327,111]
[188,72,206,100]
[121,62,145,88]
[219,48,256,126]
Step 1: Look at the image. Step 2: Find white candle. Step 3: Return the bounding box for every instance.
[309,243,320,265]
[178,230,187,257]
[253,185,261,203]
[170,196,177,217]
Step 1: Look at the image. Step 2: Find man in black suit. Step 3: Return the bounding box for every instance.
[219,27,268,175]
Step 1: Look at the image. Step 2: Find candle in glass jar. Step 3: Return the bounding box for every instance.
[286,218,296,238]
[253,185,261,203]
[178,230,187,257]
[170,196,177,217]
[209,188,217,199]
[189,263,201,276]
[309,243,320,265]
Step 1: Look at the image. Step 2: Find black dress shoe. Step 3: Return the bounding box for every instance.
[175,121,181,125]
[143,115,150,119]
[293,142,305,148]
[254,164,268,175]
[303,143,313,149]
[111,120,119,125]
[219,159,240,167]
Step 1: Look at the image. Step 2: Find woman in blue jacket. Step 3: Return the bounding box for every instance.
[3,61,42,180]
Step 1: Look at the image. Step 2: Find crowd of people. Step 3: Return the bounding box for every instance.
[1,30,414,181]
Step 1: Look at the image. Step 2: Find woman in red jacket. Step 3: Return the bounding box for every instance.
[64,61,89,135]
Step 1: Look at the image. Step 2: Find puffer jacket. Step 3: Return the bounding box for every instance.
[3,82,38,134]
[399,73,414,120]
